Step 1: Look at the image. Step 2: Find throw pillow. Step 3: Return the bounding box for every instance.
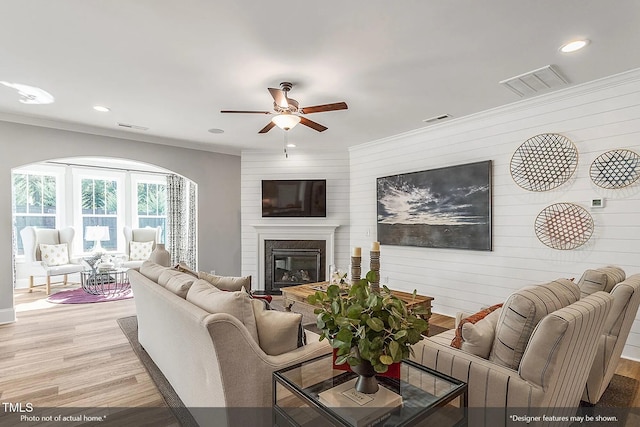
[129,241,154,261]
[174,261,198,277]
[577,269,608,298]
[460,308,502,358]
[251,299,302,356]
[489,278,579,370]
[139,260,168,282]
[577,266,626,298]
[158,269,196,298]
[198,271,252,292]
[39,243,69,266]
[598,266,626,293]
[451,303,503,349]
[186,280,259,342]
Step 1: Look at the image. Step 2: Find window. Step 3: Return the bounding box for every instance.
[12,172,58,255]
[12,162,167,257]
[136,181,167,243]
[80,177,119,252]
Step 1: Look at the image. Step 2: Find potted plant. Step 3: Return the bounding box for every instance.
[308,271,429,393]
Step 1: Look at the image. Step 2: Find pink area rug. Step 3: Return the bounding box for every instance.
[46,287,133,304]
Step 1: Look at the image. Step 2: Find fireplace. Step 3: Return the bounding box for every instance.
[265,240,326,294]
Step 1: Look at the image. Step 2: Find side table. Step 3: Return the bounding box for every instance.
[80,268,130,297]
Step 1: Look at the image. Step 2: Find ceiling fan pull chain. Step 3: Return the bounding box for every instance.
[283,133,289,158]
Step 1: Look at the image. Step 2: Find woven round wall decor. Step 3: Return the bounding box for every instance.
[510,133,578,192]
[590,149,640,189]
[534,203,594,250]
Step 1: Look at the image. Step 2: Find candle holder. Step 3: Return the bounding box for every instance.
[351,256,361,284]
[369,250,380,292]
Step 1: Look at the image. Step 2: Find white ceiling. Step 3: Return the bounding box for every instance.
[1,1,639,155]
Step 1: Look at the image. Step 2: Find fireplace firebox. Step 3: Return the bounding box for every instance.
[265,240,325,294]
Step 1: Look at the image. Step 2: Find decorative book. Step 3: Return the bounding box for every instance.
[318,378,402,427]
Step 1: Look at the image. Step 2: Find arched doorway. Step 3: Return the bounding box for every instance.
[11,156,196,296]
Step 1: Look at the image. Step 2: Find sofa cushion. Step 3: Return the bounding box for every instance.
[39,243,69,266]
[187,280,259,342]
[489,278,580,370]
[198,271,251,292]
[130,241,154,261]
[451,303,503,349]
[251,299,303,356]
[461,308,502,359]
[158,269,196,298]
[139,260,167,282]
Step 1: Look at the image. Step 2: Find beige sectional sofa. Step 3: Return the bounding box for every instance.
[128,261,331,427]
[412,278,613,427]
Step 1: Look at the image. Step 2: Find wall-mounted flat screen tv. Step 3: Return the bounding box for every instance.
[262,180,326,217]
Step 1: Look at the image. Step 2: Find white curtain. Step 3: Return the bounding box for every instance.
[166,174,198,269]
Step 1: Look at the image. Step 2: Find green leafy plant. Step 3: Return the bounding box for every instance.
[308,271,429,374]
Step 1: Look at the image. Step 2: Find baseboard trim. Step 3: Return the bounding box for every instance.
[0,307,16,324]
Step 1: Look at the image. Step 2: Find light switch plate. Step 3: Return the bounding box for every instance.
[590,198,605,208]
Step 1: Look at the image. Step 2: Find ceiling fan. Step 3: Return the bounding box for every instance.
[221,82,348,133]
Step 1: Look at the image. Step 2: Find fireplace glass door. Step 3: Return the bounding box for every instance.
[272,249,321,290]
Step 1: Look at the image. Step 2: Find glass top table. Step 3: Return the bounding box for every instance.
[273,353,467,427]
[80,268,130,296]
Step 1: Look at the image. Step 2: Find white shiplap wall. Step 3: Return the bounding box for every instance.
[349,68,640,360]
[241,151,350,289]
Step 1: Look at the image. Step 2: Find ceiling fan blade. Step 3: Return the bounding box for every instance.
[300,102,348,114]
[220,110,271,114]
[300,117,328,132]
[268,88,289,109]
[258,121,276,134]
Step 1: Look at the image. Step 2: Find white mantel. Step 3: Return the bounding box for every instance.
[252,223,340,290]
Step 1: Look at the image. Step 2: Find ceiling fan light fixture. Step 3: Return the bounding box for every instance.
[271,113,301,131]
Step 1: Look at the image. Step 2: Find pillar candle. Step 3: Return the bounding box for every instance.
[352,247,361,257]
[371,241,380,252]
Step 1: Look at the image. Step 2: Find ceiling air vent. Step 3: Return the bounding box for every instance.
[422,113,452,124]
[117,122,149,131]
[499,65,568,97]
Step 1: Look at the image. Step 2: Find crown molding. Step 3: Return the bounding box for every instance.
[0,112,240,156]
[350,67,640,153]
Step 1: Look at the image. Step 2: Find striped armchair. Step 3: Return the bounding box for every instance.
[412,288,613,427]
[578,268,640,404]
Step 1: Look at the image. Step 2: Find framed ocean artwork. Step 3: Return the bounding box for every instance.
[377,160,492,251]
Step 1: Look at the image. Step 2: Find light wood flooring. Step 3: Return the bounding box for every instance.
[1,289,639,424]
[1,289,177,426]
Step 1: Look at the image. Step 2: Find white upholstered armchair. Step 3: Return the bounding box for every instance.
[20,226,85,295]
[122,226,161,268]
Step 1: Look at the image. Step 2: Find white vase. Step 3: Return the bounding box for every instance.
[150,243,171,267]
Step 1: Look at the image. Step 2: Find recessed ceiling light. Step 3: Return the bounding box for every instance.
[208,128,224,134]
[93,105,111,112]
[560,39,589,53]
[286,143,296,148]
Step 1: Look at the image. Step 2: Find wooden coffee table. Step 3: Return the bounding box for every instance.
[281,282,433,323]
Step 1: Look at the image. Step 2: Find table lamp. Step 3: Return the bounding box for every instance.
[85,226,110,253]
